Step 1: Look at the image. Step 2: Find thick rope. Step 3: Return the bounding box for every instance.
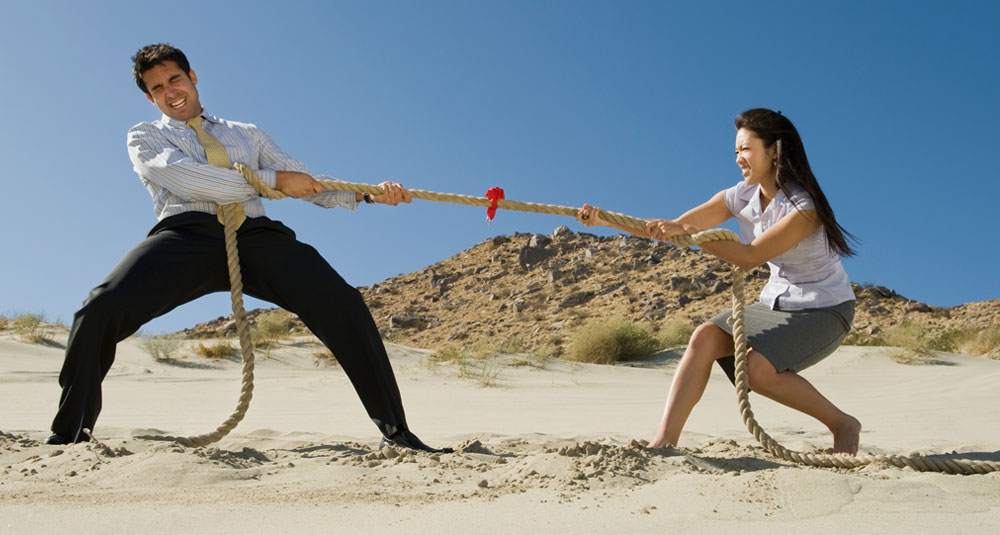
[141,204,256,448]
[173,164,997,474]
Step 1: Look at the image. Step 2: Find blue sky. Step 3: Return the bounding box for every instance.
[1,1,997,333]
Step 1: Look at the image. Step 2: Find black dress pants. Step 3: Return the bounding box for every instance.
[51,212,406,441]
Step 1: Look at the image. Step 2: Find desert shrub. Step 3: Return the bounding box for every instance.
[12,313,50,344]
[956,326,1000,357]
[659,318,695,348]
[313,349,339,367]
[490,336,525,356]
[565,317,662,365]
[880,321,929,354]
[843,329,882,346]
[511,348,550,369]
[879,320,955,364]
[0,316,9,331]
[137,332,184,362]
[925,328,961,353]
[251,309,293,356]
[196,341,238,361]
[427,344,502,386]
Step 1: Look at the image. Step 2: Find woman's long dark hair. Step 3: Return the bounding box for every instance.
[735,108,857,257]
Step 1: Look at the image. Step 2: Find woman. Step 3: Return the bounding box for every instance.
[576,108,860,455]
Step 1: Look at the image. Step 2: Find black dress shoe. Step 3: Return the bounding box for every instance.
[42,433,88,445]
[379,429,454,454]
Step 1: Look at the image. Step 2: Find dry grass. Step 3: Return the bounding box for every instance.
[564,317,662,365]
[427,339,512,387]
[11,313,51,344]
[877,321,953,365]
[313,349,339,367]
[658,317,695,348]
[195,341,238,361]
[0,316,10,331]
[136,332,185,362]
[955,326,1000,358]
[510,349,550,369]
[251,309,294,357]
[868,321,1000,362]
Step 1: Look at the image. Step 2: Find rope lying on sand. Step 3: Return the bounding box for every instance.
[156,165,999,474]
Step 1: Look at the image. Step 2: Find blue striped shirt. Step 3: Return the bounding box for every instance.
[127,111,358,220]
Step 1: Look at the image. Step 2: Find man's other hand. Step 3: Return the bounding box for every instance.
[373,181,412,206]
[276,171,325,198]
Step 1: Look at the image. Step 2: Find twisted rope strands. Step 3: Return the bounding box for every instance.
[145,204,257,448]
[173,163,998,473]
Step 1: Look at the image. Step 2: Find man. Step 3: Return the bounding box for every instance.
[44,43,450,453]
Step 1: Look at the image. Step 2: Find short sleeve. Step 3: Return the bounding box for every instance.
[723,182,755,216]
[786,185,816,211]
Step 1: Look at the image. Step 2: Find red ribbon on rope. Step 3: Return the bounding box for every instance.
[485,187,505,224]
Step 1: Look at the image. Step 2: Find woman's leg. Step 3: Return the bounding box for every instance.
[746,352,861,455]
[648,323,734,448]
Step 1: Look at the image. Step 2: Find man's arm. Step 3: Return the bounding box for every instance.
[127,123,274,204]
[253,128,360,209]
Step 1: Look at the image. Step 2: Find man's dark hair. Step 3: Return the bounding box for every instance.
[132,43,191,94]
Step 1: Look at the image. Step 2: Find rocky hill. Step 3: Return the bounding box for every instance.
[181,227,999,356]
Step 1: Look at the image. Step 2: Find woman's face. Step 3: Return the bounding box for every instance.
[735,128,777,185]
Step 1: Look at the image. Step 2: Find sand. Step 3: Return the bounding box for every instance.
[1,327,998,534]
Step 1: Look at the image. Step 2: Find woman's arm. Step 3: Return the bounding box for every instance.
[645,190,732,238]
[576,189,731,239]
[696,209,821,271]
[575,204,651,238]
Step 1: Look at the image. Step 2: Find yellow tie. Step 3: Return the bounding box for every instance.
[186,116,246,227]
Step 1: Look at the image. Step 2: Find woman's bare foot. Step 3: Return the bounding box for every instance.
[831,415,862,456]
[645,436,675,449]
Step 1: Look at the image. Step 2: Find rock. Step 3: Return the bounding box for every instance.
[552,225,573,238]
[518,245,555,270]
[710,280,731,294]
[491,236,509,246]
[547,269,563,283]
[906,301,932,313]
[479,270,509,282]
[864,285,896,299]
[667,276,698,293]
[868,305,889,316]
[529,234,552,248]
[512,299,528,313]
[558,291,595,308]
[389,314,433,330]
[644,306,671,321]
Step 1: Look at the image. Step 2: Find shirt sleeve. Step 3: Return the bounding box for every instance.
[253,128,359,211]
[787,187,816,211]
[723,182,746,216]
[127,123,271,204]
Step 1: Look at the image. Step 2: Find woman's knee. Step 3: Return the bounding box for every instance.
[683,322,734,365]
[689,322,731,354]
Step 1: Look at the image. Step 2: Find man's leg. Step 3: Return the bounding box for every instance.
[50,213,230,442]
[235,218,409,437]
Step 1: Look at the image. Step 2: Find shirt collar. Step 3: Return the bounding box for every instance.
[751,185,789,216]
[160,108,220,129]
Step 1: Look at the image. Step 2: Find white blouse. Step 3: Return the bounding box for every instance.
[723,181,855,310]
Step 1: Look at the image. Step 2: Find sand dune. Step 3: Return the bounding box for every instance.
[2,328,998,534]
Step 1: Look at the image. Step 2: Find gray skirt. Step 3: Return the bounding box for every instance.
[710,300,855,385]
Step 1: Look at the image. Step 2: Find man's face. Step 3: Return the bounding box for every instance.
[142,60,201,121]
